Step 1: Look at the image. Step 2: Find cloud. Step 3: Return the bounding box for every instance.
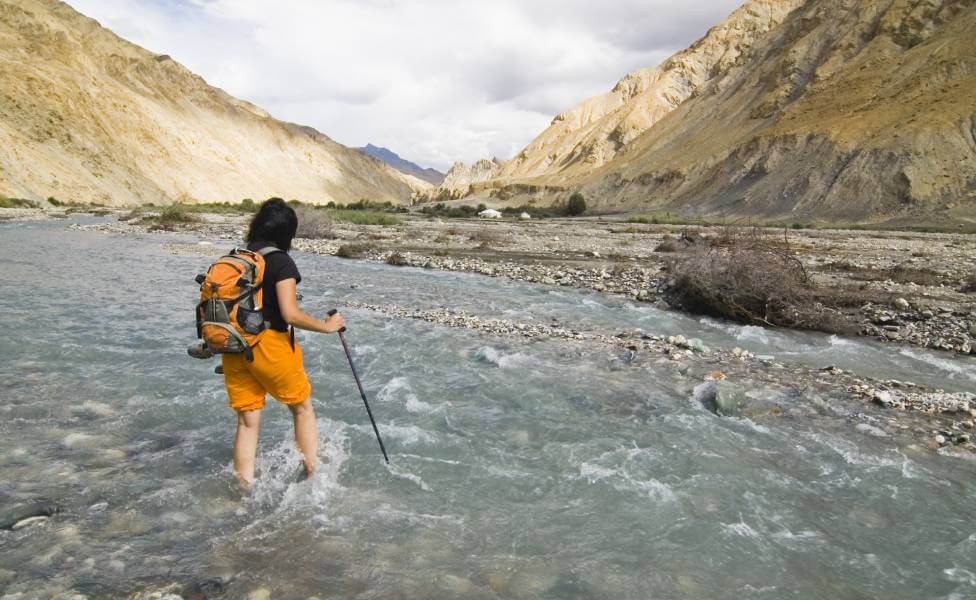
[69,0,743,171]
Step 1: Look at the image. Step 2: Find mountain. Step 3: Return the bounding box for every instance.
[358,144,444,186]
[0,0,425,206]
[497,0,803,181]
[440,158,503,196]
[483,0,976,224]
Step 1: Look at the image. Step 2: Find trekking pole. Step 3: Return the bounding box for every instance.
[328,309,390,464]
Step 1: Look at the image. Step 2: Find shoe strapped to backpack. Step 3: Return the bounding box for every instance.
[191,246,281,362]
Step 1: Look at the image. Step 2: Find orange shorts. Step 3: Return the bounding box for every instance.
[221,329,311,412]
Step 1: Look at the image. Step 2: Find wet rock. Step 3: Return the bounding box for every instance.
[855,423,888,438]
[181,578,225,599]
[0,499,60,530]
[695,381,746,416]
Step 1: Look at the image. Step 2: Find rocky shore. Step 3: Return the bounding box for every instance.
[344,300,975,452]
[56,209,976,355]
[41,208,976,451]
[64,208,973,355]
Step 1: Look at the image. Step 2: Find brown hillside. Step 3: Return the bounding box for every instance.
[0,0,427,206]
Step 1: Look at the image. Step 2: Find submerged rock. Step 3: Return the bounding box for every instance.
[694,381,746,416]
[181,578,225,599]
[0,499,60,530]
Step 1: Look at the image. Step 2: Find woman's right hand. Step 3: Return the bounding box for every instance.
[323,312,345,333]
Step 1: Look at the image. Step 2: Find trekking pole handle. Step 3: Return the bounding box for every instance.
[326,309,347,333]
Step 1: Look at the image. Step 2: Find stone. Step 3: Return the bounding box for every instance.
[893,298,910,310]
[247,588,271,600]
[696,381,746,416]
[872,390,894,406]
[855,423,888,438]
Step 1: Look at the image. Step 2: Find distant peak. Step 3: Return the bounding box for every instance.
[358,143,445,186]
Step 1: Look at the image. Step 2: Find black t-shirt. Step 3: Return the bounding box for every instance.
[247,241,301,332]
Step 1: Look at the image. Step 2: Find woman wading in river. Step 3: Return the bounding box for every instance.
[221,198,345,487]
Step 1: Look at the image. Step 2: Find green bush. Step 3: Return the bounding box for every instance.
[0,197,39,209]
[140,204,200,229]
[330,210,400,226]
[565,193,587,216]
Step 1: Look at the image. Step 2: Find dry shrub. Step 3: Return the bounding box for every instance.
[467,227,502,245]
[665,229,824,328]
[295,205,335,239]
[829,262,943,286]
[118,209,142,222]
[386,251,408,266]
[335,243,370,258]
[655,238,678,253]
[884,265,942,287]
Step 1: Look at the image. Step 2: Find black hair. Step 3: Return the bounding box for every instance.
[246,197,298,252]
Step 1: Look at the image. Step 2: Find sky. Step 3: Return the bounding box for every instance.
[71,0,743,172]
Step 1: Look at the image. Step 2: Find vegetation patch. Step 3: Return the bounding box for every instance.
[625,212,697,226]
[564,192,587,216]
[294,205,335,239]
[664,229,851,332]
[386,251,409,266]
[139,204,201,230]
[0,197,39,209]
[823,262,944,287]
[335,243,372,258]
[329,210,401,226]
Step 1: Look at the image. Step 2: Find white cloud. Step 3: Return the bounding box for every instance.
[70,0,743,171]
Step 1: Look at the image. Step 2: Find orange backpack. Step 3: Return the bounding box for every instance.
[194,246,281,360]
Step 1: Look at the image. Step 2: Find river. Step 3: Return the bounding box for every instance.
[1,218,974,599]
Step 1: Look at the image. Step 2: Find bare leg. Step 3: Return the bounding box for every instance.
[233,409,262,487]
[288,399,318,477]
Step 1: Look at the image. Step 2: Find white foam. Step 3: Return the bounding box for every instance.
[576,446,675,502]
[240,417,350,521]
[386,463,430,491]
[943,568,976,586]
[473,346,539,369]
[723,520,760,538]
[899,347,976,381]
[357,423,436,446]
[377,376,434,413]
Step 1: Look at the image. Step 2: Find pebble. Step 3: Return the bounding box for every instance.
[78,216,976,356]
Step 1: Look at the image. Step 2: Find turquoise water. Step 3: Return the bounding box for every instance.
[0,219,974,598]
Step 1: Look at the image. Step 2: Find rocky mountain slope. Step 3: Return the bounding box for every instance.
[439,158,503,196]
[358,143,444,185]
[497,0,803,181]
[484,0,976,224]
[0,0,424,206]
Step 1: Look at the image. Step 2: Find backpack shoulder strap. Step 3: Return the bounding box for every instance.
[257,246,282,257]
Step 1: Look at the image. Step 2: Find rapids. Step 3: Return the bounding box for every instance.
[0,218,974,598]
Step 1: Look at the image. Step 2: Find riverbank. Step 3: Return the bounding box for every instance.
[60,207,976,357]
[24,207,975,451]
